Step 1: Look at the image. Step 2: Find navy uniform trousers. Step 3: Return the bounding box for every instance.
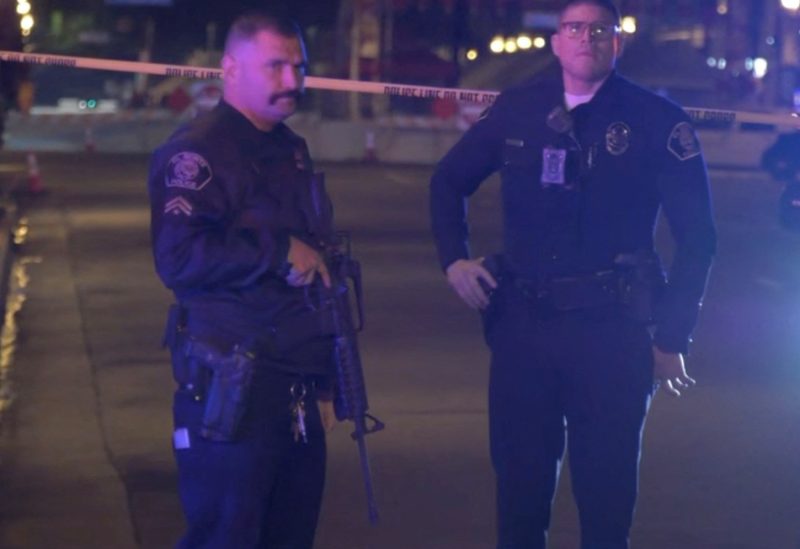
[485,281,655,549]
[171,311,326,549]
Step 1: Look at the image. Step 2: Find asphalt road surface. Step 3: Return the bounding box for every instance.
[1,152,799,549]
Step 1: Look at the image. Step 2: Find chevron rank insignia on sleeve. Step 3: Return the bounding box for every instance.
[164,196,193,216]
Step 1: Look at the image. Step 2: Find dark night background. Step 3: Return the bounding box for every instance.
[5,1,800,113]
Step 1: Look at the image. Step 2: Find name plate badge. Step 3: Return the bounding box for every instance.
[541,147,567,186]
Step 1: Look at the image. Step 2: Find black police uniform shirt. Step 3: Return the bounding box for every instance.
[148,100,334,375]
[430,70,717,354]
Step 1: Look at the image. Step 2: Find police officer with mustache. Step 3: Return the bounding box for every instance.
[430,1,716,548]
[148,11,337,549]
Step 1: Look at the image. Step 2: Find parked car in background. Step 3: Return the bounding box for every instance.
[760,132,800,231]
[761,132,800,182]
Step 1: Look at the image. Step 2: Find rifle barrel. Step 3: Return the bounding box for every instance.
[354,418,380,525]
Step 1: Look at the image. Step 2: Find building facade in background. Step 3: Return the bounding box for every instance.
[13,0,800,111]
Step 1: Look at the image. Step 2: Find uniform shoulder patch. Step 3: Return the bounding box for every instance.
[667,122,701,161]
[166,152,213,191]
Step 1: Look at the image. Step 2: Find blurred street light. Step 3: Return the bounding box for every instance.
[17,0,33,37]
[20,14,33,36]
[489,34,547,55]
[753,57,769,79]
[466,48,478,61]
[516,34,532,50]
[782,0,800,11]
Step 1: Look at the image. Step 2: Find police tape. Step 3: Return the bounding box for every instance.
[0,50,497,105]
[1,50,799,128]
[682,107,797,128]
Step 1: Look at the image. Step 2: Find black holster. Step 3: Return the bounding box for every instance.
[184,339,256,442]
[162,304,256,442]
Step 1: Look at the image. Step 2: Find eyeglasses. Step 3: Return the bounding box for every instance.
[559,21,620,41]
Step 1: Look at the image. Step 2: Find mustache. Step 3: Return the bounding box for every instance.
[269,90,302,104]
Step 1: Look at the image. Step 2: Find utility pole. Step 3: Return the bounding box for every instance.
[345,0,383,120]
[134,17,155,104]
[348,0,362,121]
[777,4,800,109]
[451,0,468,87]
[381,0,393,82]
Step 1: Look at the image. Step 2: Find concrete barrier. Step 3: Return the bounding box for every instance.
[5,109,783,168]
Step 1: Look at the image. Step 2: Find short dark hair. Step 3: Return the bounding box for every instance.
[224,11,303,54]
[558,0,621,25]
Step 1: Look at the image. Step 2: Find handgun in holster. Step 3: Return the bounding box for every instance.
[184,339,256,442]
[163,304,256,442]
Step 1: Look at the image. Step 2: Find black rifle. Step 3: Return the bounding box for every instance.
[304,173,385,525]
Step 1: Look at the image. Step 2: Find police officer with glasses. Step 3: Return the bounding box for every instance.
[430,1,716,547]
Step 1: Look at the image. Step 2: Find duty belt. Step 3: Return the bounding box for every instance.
[171,301,338,357]
[515,270,622,312]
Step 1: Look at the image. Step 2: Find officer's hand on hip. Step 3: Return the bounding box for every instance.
[286,236,331,288]
[446,258,498,310]
[652,346,696,397]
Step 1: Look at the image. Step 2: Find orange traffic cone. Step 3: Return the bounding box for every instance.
[84,126,96,153]
[26,152,44,194]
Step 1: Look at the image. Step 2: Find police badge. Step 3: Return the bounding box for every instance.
[605,122,631,156]
[166,152,213,191]
[667,122,701,161]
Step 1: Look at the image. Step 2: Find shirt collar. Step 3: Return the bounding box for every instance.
[563,70,621,114]
[216,100,289,145]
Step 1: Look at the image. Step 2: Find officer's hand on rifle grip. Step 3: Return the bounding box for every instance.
[286,236,331,288]
[446,258,498,310]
